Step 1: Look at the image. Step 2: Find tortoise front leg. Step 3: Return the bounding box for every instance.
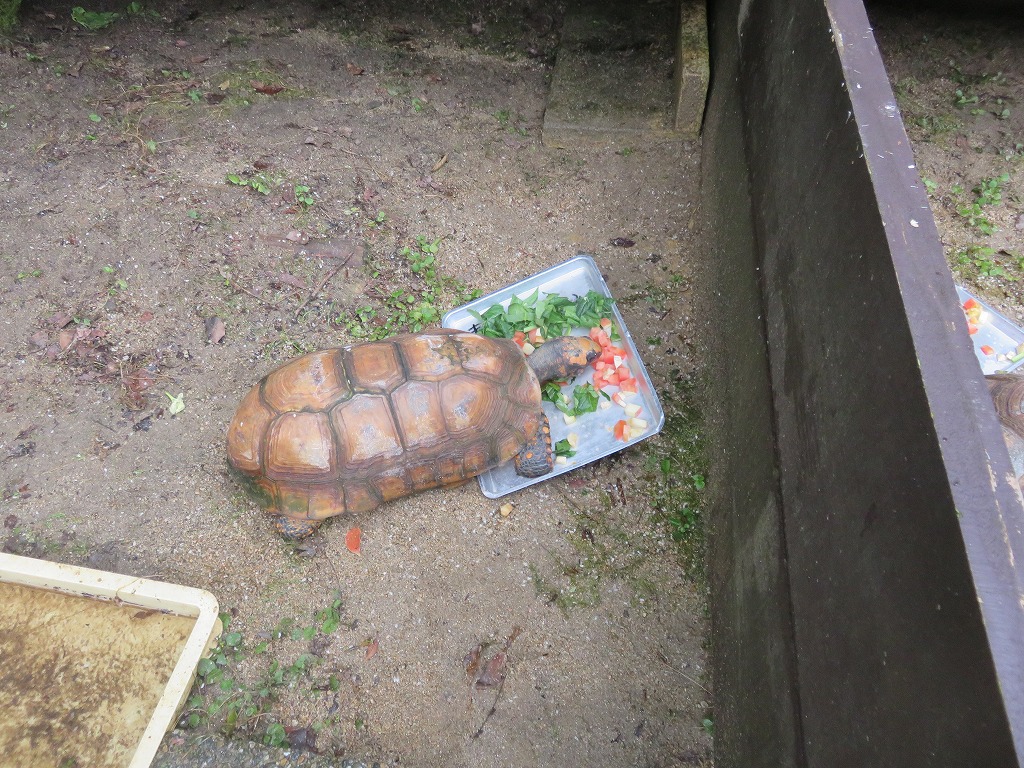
[514,412,554,478]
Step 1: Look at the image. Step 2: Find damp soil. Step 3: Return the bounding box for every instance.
[870,4,1024,323]
[0,2,710,766]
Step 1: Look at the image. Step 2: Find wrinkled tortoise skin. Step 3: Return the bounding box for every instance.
[227,329,544,526]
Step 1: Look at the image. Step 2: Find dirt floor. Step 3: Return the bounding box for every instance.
[3,2,1019,766]
[870,3,1024,323]
[0,1,710,766]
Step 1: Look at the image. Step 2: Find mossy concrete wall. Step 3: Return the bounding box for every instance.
[701,0,1024,764]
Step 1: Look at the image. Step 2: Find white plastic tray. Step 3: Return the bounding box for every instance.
[442,255,664,498]
[0,553,221,768]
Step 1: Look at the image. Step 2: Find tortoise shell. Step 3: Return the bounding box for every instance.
[226,329,542,527]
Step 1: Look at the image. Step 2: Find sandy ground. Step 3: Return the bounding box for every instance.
[0,1,710,766]
[871,4,1024,321]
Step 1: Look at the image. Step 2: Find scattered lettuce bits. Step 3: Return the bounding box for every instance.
[468,289,616,341]
[554,438,577,458]
[553,382,600,418]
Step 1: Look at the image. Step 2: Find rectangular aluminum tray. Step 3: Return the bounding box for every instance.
[956,286,1024,375]
[442,254,665,498]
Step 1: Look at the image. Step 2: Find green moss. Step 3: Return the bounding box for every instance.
[0,0,21,33]
[642,374,708,578]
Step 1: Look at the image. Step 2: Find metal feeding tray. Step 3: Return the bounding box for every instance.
[957,286,1024,375]
[442,254,664,498]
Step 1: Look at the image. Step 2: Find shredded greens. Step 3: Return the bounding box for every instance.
[554,438,576,459]
[468,289,615,341]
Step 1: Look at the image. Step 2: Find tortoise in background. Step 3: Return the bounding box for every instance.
[227,329,600,538]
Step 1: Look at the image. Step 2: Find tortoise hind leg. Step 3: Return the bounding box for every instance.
[273,514,321,540]
[514,413,554,478]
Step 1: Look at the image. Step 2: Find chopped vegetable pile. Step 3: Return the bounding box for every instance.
[471,289,651,471]
[468,289,617,342]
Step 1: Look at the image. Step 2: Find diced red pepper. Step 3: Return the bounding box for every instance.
[963,298,979,311]
[600,317,612,329]
[981,345,995,355]
[512,330,526,348]
[614,419,630,441]
[528,328,545,345]
[968,323,979,335]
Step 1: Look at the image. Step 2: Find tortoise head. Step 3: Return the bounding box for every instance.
[525,336,602,384]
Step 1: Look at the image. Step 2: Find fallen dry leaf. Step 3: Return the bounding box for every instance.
[139,310,155,323]
[47,311,72,328]
[464,644,482,680]
[345,527,362,554]
[28,330,48,349]
[190,55,209,64]
[273,273,309,290]
[205,316,226,344]
[346,62,365,75]
[476,651,507,688]
[610,237,636,248]
[365,638,379,661]
[251,81,284,95]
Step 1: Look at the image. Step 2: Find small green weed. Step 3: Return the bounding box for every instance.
[293,184,314,209]
[16,269,42,280]
[184,597,346,744]
[227,171,279,195]
[493,109,528,136]
[644,376,708,575]
[974,173,1010,207]
[71,6,120,30]
[341,236,479,340]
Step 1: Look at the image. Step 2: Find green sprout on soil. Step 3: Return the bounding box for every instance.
[227,171,278,195]
[183,598,346,747]
[493,109,528,136]
[293,184,314,209]
[341,236,479,341]
[645,376,708,574]
[71,6,120,30]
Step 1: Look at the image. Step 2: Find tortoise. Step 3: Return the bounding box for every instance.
[226,329,601,538]
[987,373,1024,491]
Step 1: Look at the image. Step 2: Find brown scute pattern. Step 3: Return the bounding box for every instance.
[331,395,404,467]
[508,360,542,407]
[440,374,498,434]
[305,485,348,521]
[437,455,465,485]
[262,350,351,412]
[344,483,381,514]
[373,470,412,502]
[494,426,525,465]
[457,334,511,379]
[391,380,447,449]
[265,412,336,480]
[398,333,461,380]
[346,341,404,392]
[226,331,547,527]
[408,462,438,491]
[463,442,493,475]
[226,387,274,473]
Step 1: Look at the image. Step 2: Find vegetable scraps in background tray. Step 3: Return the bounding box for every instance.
[468,290,649,459]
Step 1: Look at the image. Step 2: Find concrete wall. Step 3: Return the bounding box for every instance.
[701,0,1024,764]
